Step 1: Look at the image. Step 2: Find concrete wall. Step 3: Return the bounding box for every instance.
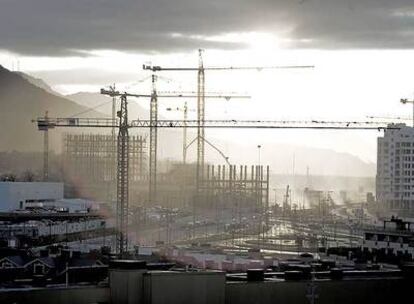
[226,279,411,304]
[109,268,146,304]
[0,272,410,304]
[0,286,109,304]
[144,271,226,304]
[0,182,63,211]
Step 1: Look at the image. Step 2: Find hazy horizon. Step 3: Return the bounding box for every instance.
[2,1,414,165]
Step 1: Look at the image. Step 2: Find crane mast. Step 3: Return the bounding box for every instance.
[166,102,191,164]
[110,84,117,137]
[103,84,243,208]
[197,49,206,191]
[110,85,117,195]
[116,94,129,256]
[43,111,49,181]
[143,50,314,200]
[34,113,395,255]
[183,102,188,164]
[149,75,158,206]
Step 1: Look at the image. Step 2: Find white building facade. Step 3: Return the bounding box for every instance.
[0,182,63,211]
[377,124,414,212]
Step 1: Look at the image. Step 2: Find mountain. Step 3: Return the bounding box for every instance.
[66,92,149,120]
[224,142,376,177]
[1,68,375,177]
[0,65,103,152]
[16,72,62,96]
[174,137,376,177]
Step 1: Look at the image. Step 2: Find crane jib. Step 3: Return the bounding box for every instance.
[35,118,399,130]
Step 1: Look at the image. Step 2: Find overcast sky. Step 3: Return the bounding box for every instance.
[1,0,414,55]
[1,0,414,166]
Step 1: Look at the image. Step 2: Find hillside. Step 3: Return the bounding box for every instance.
[66,92,152,120]
[177,137,376,177]
[1,68,375,177]
[17,72,62,96]
[0,65,103,152]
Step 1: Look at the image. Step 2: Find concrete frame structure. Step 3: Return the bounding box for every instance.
[199,164,270,213]
[62,133,147,201]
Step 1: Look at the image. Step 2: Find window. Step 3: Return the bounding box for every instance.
[33,262,46,275]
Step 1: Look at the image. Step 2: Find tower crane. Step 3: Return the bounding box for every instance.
[182,135,231,166]
[166,102,196,164]
[166,102,234,166]
[117,94,129,254]
[143,50,315,194]
[37,118,394,129]
[109,84,117,137]
[102,82,248,207]
[400,97,414,127]
[146,76,248,207]
[367,115,411,120]
[34,113,394,255]
[42,111,49,181]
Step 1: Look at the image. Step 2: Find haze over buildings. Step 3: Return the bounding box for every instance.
[2,1,414,303]
[2,1,414,165]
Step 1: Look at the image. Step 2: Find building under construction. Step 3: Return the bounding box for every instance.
[152,163,270,214]
[197,164,270,213]
[62,133,147,202]
[62,132,269,217]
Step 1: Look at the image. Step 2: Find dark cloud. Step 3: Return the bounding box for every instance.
[1,0,414,56]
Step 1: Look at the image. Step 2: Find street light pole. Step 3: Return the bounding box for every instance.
[257,145,262,166]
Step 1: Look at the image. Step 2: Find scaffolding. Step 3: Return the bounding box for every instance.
[62,133,147,200]
[198,165,270,213]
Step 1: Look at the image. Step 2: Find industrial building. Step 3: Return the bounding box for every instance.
[0,182,63,211]
[376,123,414,214]
[0,181,111,249]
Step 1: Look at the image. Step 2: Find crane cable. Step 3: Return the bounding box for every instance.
[68,99,113,118]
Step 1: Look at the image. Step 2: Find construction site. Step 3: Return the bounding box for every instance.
[29,50,392,262]
[5,1,414,302]
[2,50,414,304]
